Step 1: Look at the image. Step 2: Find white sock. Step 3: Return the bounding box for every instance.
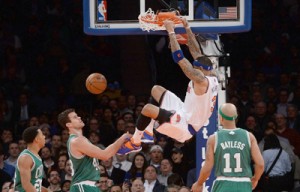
[132,128,144,144]
[144,119,155,134]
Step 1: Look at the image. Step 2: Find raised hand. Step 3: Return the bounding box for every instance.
[180,17,189,28]
[163,20,175,33]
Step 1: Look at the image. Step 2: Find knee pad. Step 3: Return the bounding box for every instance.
[158,90,167,106]
[136,114,151,131]
[149,96,159,106]
[155,108,174,124]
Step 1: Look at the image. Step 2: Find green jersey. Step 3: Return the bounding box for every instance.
[67,134,100,184]
[14,149,43,192]
[214,128,252,178]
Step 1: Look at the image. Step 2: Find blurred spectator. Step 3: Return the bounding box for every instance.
[124,152,148,182]
[259,121,296,163]
[0,144,14,179]
[57,153,68,182]
[277,88,291,117]
[101,157,126,186]
[40,123,52,145]
[167,173,184,187]
[126,94,136,111]
[64,160,73,181]
[165,184,180,192]
[157,158,173,186]
[170,148,189,185]
[99,107,117,147]
[12,92,35,134]
[260,134,293,192]
[17,139,27,152]
[98,173,113,192]
[60,129,69,147]
[109,185,122,192]
[0,129,14,155]
[179,186,190,192]
[253,101,272,133]
[156,134,169,150]
[115,118,126,137]
[47,168,61,192]
[275,113,300,157]
[130,178,145,192]
[4,142,20,167]
[113,154,132,172]
[148,145,163,171]
[87,116,100,134]
[143,165,165,192]
[1,181,13,192]
[134,104,144,121]
[40,146,56,175]
[60,180,71,192]
[122,110,134,123]
[28,116,40,127]
[265,86,278,103]
[109,99,120,121]
[186,167,196,188]
[124,121,135,134]
[50,134,63,160]
[0,90,13,127]
[244,115,263,142]
[287,104,300,133]
[88,131,105,149]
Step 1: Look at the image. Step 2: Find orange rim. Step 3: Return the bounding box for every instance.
[140,11,182,26]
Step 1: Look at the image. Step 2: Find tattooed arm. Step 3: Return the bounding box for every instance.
[181,18,203,60]
[164,20,206,84]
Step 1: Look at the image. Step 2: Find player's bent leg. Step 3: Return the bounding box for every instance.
[70,184,100,192]
[151,85,167,105]
[117,104,159,155]
[141,104,160,118]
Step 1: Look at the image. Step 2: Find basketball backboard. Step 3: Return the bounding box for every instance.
[83,0,251,35]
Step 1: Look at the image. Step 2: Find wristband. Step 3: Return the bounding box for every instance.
[172,50,184,63]
[168,32,175,35]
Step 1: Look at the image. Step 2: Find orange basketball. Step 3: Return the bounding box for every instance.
[86,73,107,94]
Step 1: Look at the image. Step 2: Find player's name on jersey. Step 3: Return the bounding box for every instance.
[220,141,245,150]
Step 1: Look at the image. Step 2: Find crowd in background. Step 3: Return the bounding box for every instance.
[1,0,300,191]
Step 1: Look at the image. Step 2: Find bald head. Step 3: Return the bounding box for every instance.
[219,103,238,121]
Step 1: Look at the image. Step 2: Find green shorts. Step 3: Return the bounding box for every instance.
[212,180,252,192]
[70,184,100,192]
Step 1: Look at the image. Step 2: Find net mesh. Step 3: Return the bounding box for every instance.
[138,8,182,32]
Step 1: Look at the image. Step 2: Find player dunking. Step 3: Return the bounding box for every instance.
[191,103,264,192]
[117,18,219,155]
[57,108,131,192]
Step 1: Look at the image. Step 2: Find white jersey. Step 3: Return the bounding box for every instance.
[183,76,219,131]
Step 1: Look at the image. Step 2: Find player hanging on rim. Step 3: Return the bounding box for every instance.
[117,18,219,155]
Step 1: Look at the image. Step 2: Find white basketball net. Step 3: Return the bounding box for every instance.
[138,8,167,32]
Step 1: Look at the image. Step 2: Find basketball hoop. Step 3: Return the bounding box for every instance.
[138,8,183,32]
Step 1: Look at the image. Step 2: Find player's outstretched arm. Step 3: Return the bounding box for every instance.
[191,135,215,192]
[181,18,203,60]
[164,20,206,84]
[18,155,38,192]
[71,133,131,161]
[249,133,264,189]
